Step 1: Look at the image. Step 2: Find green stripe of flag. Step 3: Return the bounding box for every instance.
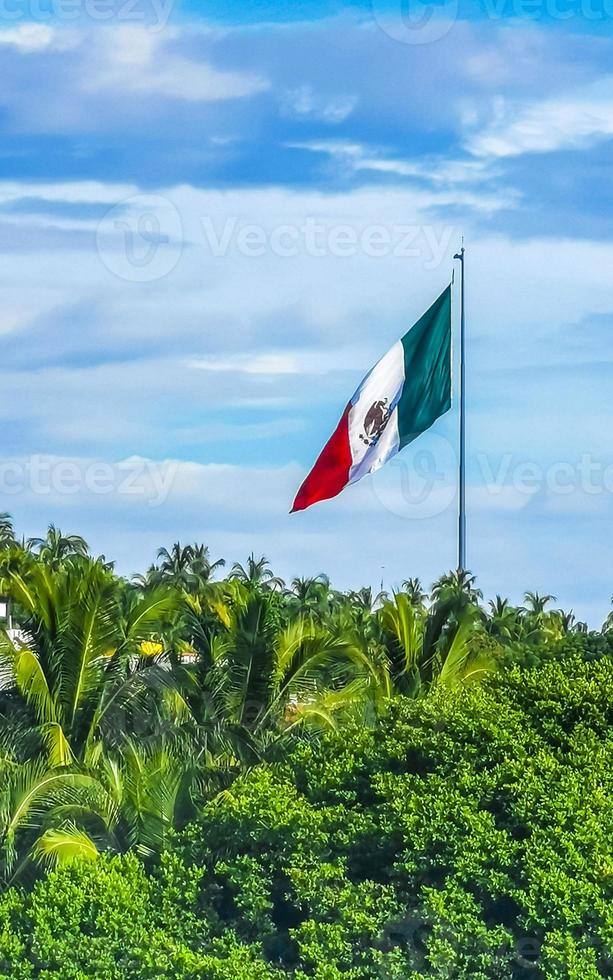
[398,284,452,448]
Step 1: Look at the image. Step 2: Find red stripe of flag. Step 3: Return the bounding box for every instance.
[290,403,353,513]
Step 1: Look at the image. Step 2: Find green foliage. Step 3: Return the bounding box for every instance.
[0,852,278,979]
[0,649,610,977]
[180,652,613,977]
[0,514,612,977]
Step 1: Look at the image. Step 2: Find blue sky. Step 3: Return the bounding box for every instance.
[1,0,613,621]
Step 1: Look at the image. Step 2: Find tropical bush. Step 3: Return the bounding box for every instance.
[0,647,610,978]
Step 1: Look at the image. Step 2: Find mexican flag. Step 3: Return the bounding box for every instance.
[291,285,452,513]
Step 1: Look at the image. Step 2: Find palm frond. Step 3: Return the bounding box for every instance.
[32,823,98,869]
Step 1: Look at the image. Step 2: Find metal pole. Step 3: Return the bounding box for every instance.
[453,246,466,570]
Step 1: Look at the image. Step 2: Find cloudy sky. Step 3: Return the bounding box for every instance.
[1,0,613,621]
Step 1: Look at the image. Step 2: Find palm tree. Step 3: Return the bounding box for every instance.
[52,741,201,862]
[151,543,224,594]
[156,543,196,591]
[0,758,100,883]
[377,591,492,698]
[204,592,375,747]
[26,525,89,568]
[602,599,613,634]
[431,569,482,609]
[401,577,426,608]
[131,564,162,590]
[552,609,587,635]
[0,558,195,883]
[332,587,387,652]
[523,591,557,615]
[191,544,225,584]
[228,554,284,592]
[487,596,522,641]
[286,575,332,620]
[0,514,15,551]
[0,737,206,882]
[348,586,388,613]
[0,558,182,764]
[520,591,561,643]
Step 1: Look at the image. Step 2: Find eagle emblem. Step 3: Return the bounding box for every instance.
[359,398,392,446]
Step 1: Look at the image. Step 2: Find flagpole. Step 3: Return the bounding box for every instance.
[454,245,466,571]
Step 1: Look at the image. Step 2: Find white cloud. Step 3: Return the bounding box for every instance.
[1,453,302,523]
[286,139,364,158]
[281,85,357,123]
[467,78,613,158]
[189,353,303,375]
[0,292,72,338]
[188,348,370,377]
[86,26,269,102]
[286,139,512,210]
[0,180,138,205]
[0,24,56,53]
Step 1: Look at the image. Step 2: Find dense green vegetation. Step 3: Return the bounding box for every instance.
[0,513,611,977]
